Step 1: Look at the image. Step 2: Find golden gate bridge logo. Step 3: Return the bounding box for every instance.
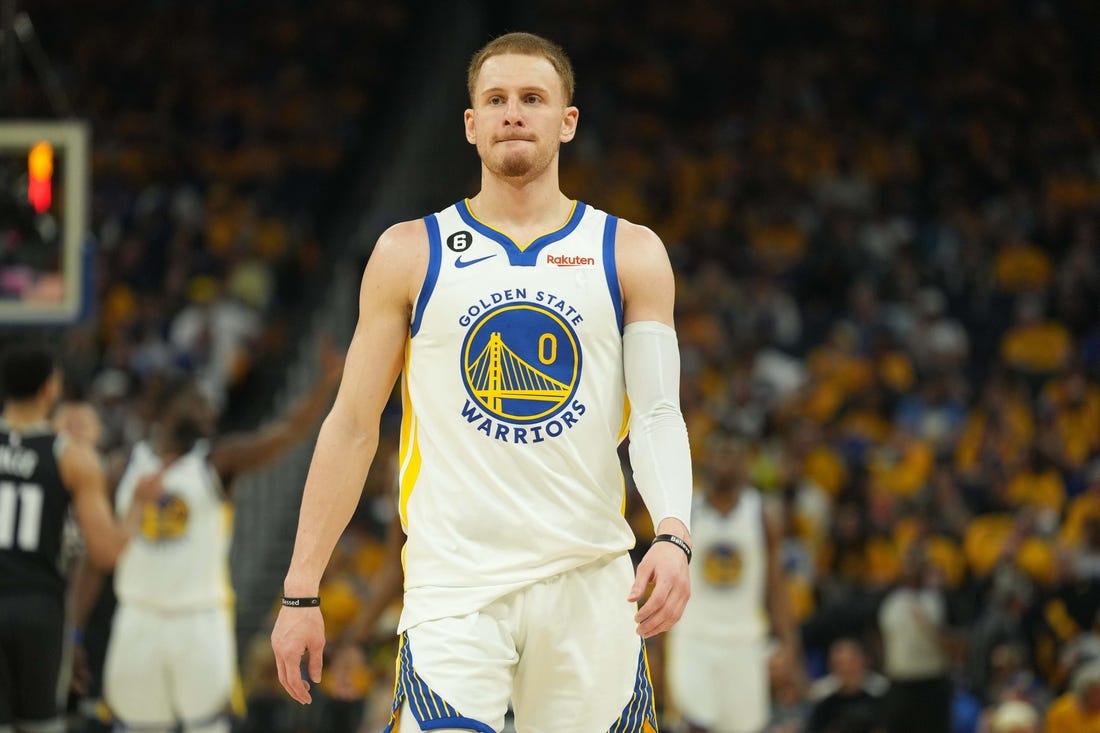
[702,543,744,588]
[462,303,581,423]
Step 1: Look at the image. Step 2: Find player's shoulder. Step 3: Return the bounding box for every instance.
[58,437,103,491]
[365,218,431,277]
[373,218,430,256]
[611,218,671,277]
[379,218,430,245]
[57,433,89,467]
[612,218,665,250]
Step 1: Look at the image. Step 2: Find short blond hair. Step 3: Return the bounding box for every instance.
[466,32,575,105]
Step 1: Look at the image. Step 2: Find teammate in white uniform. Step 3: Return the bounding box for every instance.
[272,32,695,733]
[100,343,342,733]
[666,433,800,733]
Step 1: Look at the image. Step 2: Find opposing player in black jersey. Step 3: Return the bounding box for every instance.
[0,345,156,733]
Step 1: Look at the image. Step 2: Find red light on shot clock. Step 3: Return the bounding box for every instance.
[27,141,54,214]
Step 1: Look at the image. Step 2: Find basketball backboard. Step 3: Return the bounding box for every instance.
[0,119,89,324]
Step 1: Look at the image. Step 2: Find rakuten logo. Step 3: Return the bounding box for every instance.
[546,254,595,267]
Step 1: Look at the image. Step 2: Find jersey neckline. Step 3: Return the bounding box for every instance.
[456,199,587,264]
[0,418,53,436]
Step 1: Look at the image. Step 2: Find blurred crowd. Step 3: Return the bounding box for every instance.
[540,1,1100,731]
[11,0,410,433]
[6,0,1100,731]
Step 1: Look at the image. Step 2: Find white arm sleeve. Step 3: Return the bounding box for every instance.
[623,320,693,533]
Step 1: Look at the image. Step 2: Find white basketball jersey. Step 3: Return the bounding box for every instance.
[397,199,636,631]
[674,489,767,641]
[114,441,231,612]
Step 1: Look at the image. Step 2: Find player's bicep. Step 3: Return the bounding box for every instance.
[62,444,120,568]
[615,221,676,327]
[327,223,425,435]
[325,316,403,436]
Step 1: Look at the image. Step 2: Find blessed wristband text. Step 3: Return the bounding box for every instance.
[281,596,320,608]
[651,533,692,563]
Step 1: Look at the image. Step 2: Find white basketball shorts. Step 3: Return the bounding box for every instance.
[103,602,237,728]
[381,553,658,733]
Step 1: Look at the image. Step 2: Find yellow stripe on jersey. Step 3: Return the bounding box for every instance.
[619,396,631,515]
[219,503,246,716]
[400,543,407,588]
[462,198,578,251]
[619,396,631,443]
[398,343,421,530]
[398,419,421,530]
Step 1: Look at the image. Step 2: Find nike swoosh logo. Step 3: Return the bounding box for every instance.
[455,254,496,268]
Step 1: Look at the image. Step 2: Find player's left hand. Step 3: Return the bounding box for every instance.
[628,523,691,638]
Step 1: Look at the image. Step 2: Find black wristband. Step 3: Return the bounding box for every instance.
[281,596,320,608]
[651,534,692,564]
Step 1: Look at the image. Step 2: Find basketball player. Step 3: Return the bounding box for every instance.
[100,342,343,733]
[271,32,694,733]
[0,346,156,733]
[665,432,800,733]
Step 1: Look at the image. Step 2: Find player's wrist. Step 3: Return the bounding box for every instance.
[655,517,692,548]
[283,575,320,598]
[651,534,692,564]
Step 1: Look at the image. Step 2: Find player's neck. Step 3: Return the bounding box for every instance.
[470,170,572,233]
[2,402,50,429]
[152,433,189,463]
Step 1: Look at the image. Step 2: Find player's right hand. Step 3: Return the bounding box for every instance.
[271,604,326,704]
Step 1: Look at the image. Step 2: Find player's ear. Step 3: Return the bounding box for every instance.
[464,109,477,145]
[560,106,578,143]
